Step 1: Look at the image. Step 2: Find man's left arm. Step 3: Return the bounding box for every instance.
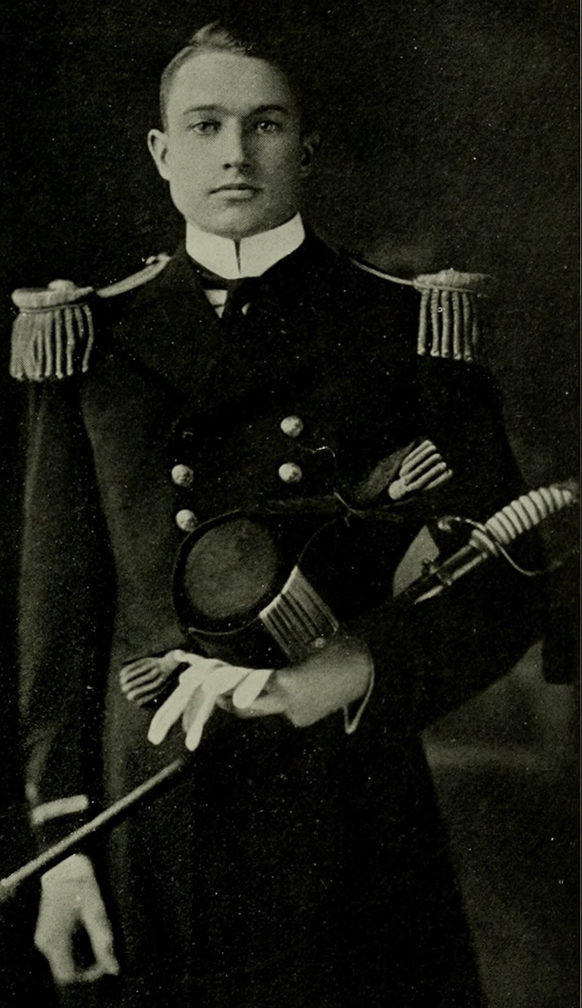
[253,359,547,733]
[341,358,549,733]
[345,545,546,736]
[150,361,547,744]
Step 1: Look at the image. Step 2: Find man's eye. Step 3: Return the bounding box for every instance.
[254,120,281,134]
[189,121,220,134]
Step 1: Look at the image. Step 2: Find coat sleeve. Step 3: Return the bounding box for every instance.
[346,359,548,734]
[19,380,115,846]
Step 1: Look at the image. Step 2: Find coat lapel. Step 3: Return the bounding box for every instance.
[113,234,414,417]
[114,246,224,404]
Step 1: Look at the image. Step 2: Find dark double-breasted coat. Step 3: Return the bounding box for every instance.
[18,233,544,1007]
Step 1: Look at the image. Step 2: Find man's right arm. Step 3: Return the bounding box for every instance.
[20,380,117,982]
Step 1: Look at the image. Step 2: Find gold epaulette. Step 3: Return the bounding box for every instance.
[352,257,492,362]
[413,269,491,362]
[10,253,170,381]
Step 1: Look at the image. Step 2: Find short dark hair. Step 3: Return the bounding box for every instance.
[159,20,316,131]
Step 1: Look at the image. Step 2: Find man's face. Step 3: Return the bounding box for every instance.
[148,51,317,239]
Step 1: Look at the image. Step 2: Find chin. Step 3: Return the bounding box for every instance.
[213,215,272,240]
[204,205,293,241]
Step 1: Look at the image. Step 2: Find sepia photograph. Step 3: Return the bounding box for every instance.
[0,2,578,1006]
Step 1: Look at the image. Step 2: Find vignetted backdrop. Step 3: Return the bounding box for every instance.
[0,1,578,1004]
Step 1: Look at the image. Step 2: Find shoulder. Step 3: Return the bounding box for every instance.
[10,253,171,382]
[308,236,418,310]
[98,253,172,303]
[335,246,492,364]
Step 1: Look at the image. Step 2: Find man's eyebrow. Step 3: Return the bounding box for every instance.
[250,105,292,115]
[181,105,222,116]
[181,104,293,117]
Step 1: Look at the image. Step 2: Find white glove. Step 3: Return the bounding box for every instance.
[147,649,273,751]
[36,854,119,984]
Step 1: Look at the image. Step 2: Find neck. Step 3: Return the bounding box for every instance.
[185,214,305,279]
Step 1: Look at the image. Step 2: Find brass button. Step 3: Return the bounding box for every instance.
[171,464,194,488]
[278,462,303,484]
[280,415,304,438]
[175,509,198,533]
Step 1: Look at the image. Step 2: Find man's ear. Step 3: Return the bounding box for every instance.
[148,129,171,180]
[300,132,321,173]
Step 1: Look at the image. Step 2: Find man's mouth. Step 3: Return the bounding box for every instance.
[211,183,260,194]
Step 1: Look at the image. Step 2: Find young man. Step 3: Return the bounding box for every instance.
[15,20,543,1007]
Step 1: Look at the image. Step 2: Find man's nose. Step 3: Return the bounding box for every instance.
[221,123,251,169]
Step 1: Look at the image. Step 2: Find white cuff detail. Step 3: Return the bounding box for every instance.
[31,794,89,826]
[343,653,375,735]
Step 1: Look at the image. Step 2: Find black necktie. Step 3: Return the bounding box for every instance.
[220,277,260,323]
[196,266,260,323]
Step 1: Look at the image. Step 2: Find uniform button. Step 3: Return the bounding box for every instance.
[278,462,303,484]
[280,415,304,438]
[171,464,194,488]
[175,509,198,533]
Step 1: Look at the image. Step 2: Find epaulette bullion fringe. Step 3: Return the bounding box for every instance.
[10,253,170,381]
[352,256,492,363]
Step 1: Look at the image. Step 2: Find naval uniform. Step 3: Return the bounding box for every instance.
[14,217,544,1007]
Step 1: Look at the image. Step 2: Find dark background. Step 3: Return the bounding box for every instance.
[0,1,578,1004]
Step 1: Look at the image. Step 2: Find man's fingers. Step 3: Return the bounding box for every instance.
[232,668,273,709]
[35,933,78,985]
[74,942,120,984]
[184,691,217,750]
[172,651,226,675]
[202,664,249,697]
[76,963,113,983]
[148,679,193,744]
[406,459,448,490]
[83,906,120,978]
[425,468,454,490]
[123,675,170,703]
[119,656,159,680]
[150,659,274,748]
[171,648,208,665]
[181,665,249,740]
[149,663,218,743]
[123,684,158,705]
[121,669,162,698]
[35,919,118,986]
[182,667,250,747]
[181,684,212,736]
[389,439,453,501]
[35,857,119,987]
[121,666,160,689]
[400,439,437,473]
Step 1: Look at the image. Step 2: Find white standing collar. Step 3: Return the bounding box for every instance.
[185,214,305,279]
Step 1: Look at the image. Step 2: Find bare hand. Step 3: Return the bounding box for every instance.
[35,854,119,985]
[225,632,373,727]
[388,438,452,500]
